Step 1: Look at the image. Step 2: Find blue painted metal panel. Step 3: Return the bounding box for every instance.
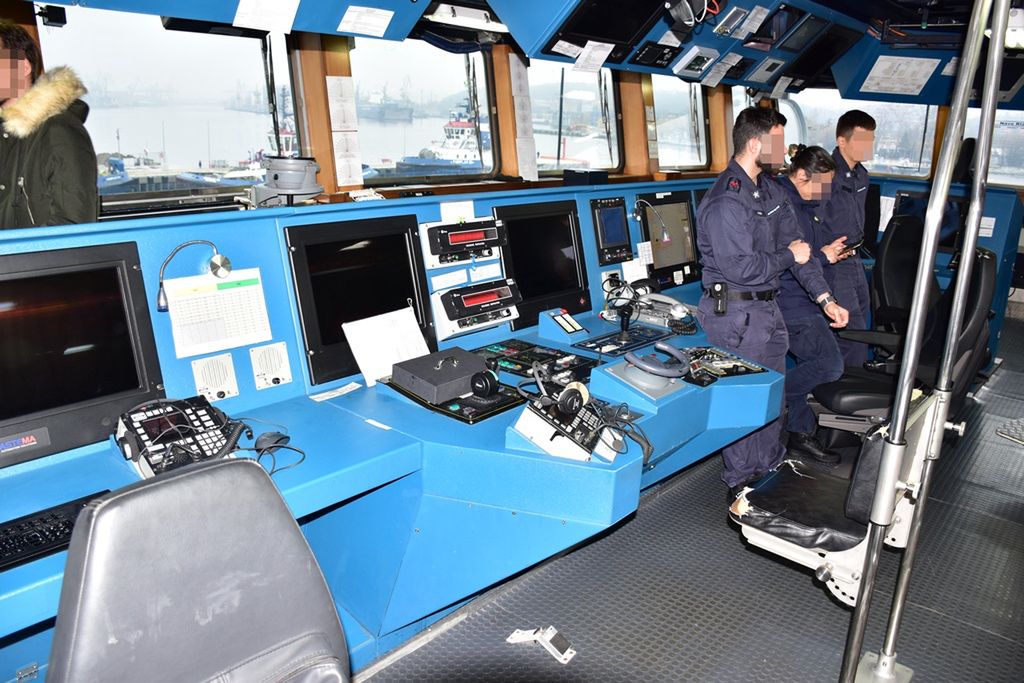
[58,1,427,39]
[832,35,959,106]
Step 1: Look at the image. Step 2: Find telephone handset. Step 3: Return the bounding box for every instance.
[638,293,690,320]
[116,396,249,478]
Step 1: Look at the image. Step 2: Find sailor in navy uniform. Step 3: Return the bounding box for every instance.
[776,145,852,465]
[823,110,876,366]
[696,108,849,498]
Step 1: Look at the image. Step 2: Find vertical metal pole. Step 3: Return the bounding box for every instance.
[875,0,1010,674]
[838,2,993,681]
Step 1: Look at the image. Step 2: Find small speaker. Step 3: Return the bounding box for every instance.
[191,353,239,402]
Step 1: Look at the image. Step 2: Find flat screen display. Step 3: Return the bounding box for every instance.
[496,200,589,330]
[287,215,434,385]
[560,0,665,46]
[506,213,580,300]
[0,267,140,421]
[646,202,698,270]
[777,15,829,53]
[596,206,629,248]
[306,234,417,346]
[786,24,863,83]
[141,412,190,445]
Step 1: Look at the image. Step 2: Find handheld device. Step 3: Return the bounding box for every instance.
[116,396,248,478]
[839,238,865,256]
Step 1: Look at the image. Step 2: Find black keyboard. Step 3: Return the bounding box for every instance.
[0,491,108,573]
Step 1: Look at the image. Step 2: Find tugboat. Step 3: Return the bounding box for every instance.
[395,102,490,175]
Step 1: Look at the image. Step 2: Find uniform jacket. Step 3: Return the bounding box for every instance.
[696,159,830,299]
[0,67,97,229]
[822,147,869,245]
[776,175,831,318]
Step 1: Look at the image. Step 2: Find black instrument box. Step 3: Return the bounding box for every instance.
[391,348,486,405]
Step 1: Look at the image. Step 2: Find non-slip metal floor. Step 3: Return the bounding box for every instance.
[363,319,1024,682]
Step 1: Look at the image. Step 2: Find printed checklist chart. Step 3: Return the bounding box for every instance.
[164,267,273,359]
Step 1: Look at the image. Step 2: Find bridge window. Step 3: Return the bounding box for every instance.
[348,38,494,183]
[785,90,938,178]
[36,6,294,214]
[650,75,708,169]
[965,109,1024,187]
[527,60,622,173]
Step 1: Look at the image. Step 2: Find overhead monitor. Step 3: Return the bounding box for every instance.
[0,242,164,468]
[636,191,701,288]
[495,200,590,330]
[591,197,632,265]
[785,23,864,85]
[776,15,829,53]
[542,0,667,64]
[744,5,807,51]
[892,190,971,253]
[287,215,434,385]
[972,51,1024,103]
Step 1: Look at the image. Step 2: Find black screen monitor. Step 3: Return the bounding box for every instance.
[0,242,164,469]
[286,215,434,385]
[495,200,590,330]
[636,191,701,288]
[543,0,667,64]
[591,197,632,265]
[744,5,806,51]
[785,23,864,85]
[776,15,829,53]
[892,190,970,253]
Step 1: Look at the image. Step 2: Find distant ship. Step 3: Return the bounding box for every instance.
[357,91,414,123]
[396,104,490,174]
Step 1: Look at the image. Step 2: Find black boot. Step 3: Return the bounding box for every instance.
[788,431,840,464]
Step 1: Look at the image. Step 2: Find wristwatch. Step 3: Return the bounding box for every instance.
[819,294,838,310]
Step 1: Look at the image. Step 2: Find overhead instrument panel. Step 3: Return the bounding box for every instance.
[489,0,869,94]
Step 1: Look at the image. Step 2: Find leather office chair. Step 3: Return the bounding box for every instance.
[47,459,349,683]
[814,248,997,429]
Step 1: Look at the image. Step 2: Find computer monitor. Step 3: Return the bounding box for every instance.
[591,197,632,265]
[892,190,970,253]
[0,242,164,469]
[495,200,590,330]
[542,0,667,64]
[286,215,434,385]
[636,191,701,288]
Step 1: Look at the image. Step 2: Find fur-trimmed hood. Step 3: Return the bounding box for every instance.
[0,67,88,138]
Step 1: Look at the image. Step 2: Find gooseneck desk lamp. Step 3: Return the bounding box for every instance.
[156,240,232,312]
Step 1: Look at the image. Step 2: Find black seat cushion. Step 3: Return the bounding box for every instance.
[731,462,867,552]
[813,367,896,415]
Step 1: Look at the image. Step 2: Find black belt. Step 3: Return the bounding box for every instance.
[705,289,776,301]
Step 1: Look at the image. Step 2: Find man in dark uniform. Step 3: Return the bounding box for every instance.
[823,110,876,366]
[696,108,849,498]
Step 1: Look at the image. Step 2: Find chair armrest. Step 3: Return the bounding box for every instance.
[862,359,902,375]
[873,305,910,327]
[838,329,903,351]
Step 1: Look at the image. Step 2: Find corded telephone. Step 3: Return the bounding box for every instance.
[636,293,698,334]
[116,396,249,478]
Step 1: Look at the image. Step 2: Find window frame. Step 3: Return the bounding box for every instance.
[650,76,712,171]
[356,43,502,187]
[531,63,626,177]
[782,89,940,181]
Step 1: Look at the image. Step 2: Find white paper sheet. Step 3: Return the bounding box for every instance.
[980,216,995,238]
[621,258,649,284]
[337,5,394,37]
[439,200,475,224]
[942,57,959,77]
[879,195,896,234]
[514,97,534,137]
[658,30,681,48]
[736,5,770,40]
[551,40,582,58]
[516,137,539,181]
[470,262,503,282]
[342,307,429,387]
[770,76,794,99]
[326,76,358,131]
[165,268,272,359]
[637,241,654,266]
[861,56,940,96]
[332,131,364,186]
[309,382,362,402]
[509,52,531,98]
[574,41,614,73]
[430,269,469,291]
[233,0,300,34]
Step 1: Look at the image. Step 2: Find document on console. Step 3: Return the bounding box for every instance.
[164,268,272,359]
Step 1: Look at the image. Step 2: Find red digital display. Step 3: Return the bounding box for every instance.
[448,230,487,245]
[462,290,501,307]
